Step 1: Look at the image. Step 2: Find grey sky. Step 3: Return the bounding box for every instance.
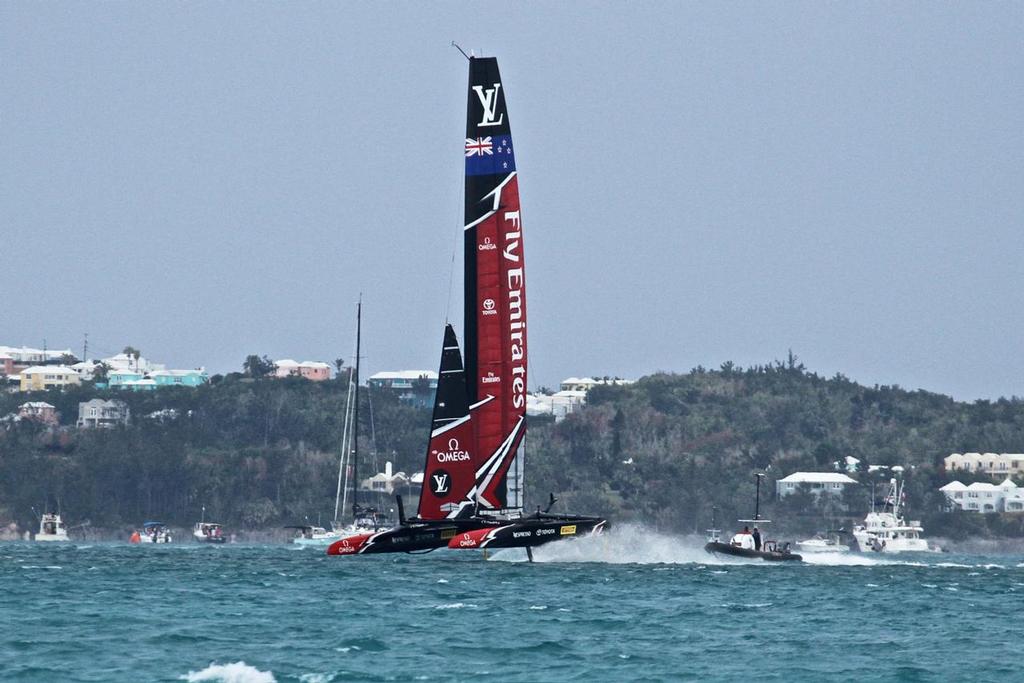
[2,3,1021,400]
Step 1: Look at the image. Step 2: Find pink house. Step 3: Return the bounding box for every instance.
[0,355,13,376]
[18,402,58,426]
[273,359,331,381]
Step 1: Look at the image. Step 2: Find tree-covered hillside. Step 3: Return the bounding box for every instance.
[528,359,1024,539]
[0,372,429,531]
[3,359,1024,539]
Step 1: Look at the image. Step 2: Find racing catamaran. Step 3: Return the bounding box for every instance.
[328,54,606,559]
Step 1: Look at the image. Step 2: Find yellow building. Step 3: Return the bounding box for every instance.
[19,365,82,392]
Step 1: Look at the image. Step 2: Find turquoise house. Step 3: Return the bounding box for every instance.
[149,370,208,387]
[108,369,144,388]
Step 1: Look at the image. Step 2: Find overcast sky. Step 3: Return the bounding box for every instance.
[2,3,1021,400]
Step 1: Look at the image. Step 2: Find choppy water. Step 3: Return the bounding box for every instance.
[3,525,1022,682]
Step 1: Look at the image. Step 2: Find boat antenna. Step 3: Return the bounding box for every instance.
[451,41,471,61]
[739,472,771,524]
[754,472,763,521]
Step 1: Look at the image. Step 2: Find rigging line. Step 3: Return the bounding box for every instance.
[444,233,457,326]
[336,368,355,523]
[366,380,383,510]
[451,41,471,61]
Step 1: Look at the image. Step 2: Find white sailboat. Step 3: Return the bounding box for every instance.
[291,301,390,546]
[852,477,932,553]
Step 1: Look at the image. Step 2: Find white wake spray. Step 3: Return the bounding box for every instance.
[181,662,275,683]
[490,523,925,566]
[490,523,724,564]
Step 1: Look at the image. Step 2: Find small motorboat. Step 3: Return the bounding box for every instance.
[705,535,802,562]
[796,530,850,553]
[287,524,343,546]
[193,507,227,543]
[704,474,802,562]
[131,521,172,544]
[193,522,227,544]
[35,513,70,542]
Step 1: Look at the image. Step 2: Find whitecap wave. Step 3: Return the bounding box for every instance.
[181,662,275,683]
[434,602,476,610]
[801,552,894,566]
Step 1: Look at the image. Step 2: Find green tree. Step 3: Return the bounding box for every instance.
[243,355,275,379]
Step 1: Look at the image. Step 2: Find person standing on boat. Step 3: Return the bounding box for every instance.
[752,527,762,551]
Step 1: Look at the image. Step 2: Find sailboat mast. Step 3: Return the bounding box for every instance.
[351,298,362,519]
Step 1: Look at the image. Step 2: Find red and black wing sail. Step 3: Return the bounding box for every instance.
[463,57,527,512]
[417,324,479,520]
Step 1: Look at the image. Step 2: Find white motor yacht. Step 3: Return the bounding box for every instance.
[35,513,70,542]
[852,478,932,552]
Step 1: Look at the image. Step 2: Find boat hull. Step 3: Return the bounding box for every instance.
[449,517,607,550]
[194,534,227,544]
[34,534,70,542]
[852,531,931,553]
[795,541,849,553]
[327,519,497,555]
[704,541,802,562]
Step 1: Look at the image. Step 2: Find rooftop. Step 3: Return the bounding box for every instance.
[20,365,78,376]
[778,472,858,484]
[369,370,438,380]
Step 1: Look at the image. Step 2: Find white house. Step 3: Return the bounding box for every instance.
[944,452,1024,477]
[526,390,587,421]
[0,345,75,364]
[77,399,130,428]
[101,353,166,375]
[559,377,635,393]
[360,461,410,494]
[776,472,858,499]
[941,478,1024,513]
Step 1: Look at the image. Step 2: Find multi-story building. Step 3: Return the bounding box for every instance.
[0,345,75,365]
[367,370,438,407]
[526,390,587,421]
[273,360,331,381]
[940,479,1024,513]
[107,368,144,388]
[776,472,858,499]
[19,366,82,392]
[77,399,131,428]
[100,353,165,375]
[18,401,58,426]
[559,376,635,392]
[944,453,1024,477]
[149,369,208,387]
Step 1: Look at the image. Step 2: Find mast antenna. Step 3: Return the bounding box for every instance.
[451,42,471,61]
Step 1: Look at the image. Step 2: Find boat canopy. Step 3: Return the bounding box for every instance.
[143,521,166,528]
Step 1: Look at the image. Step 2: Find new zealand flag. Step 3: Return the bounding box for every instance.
[465,135,516,177]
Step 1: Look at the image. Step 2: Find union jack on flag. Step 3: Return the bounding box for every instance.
[465,137,493,157]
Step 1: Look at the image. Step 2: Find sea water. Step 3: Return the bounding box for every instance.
[2,525,1021,682]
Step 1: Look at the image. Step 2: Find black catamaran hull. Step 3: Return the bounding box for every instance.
[327,519,501,555]
[704,541,802,562]
[450,516,607,550]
